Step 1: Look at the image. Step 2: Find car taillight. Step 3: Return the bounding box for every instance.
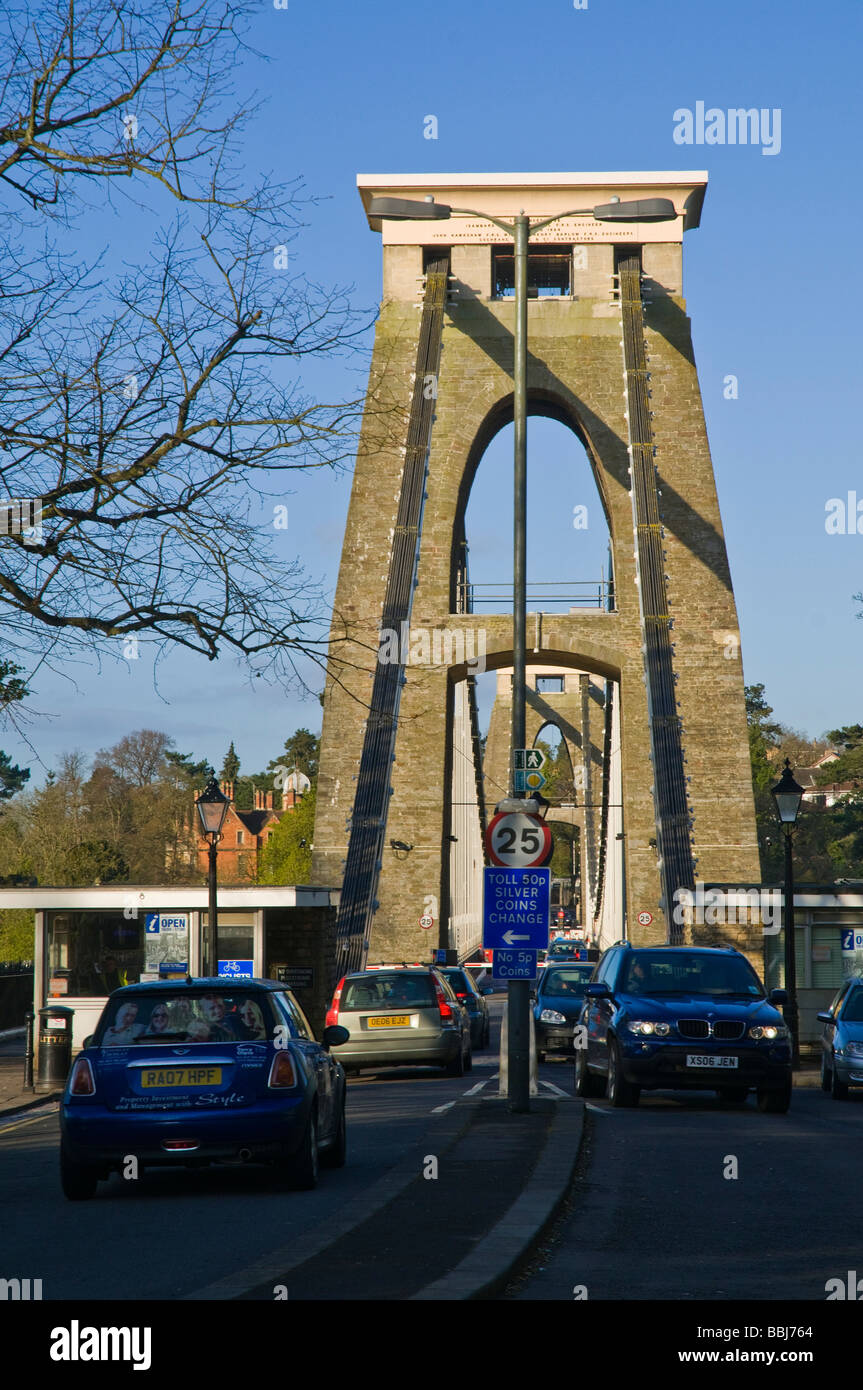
[326,976,346,1028]
[433,977,453,1021]
[455,992,467,1000]
[68,1058,95,1096]
[268,1052,298,1088]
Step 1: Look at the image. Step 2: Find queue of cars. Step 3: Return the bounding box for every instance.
[60,940,819,1200]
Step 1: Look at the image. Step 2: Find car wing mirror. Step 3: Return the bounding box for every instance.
[816,1011,834,1025]
[769,988,788,1006]
[322,1025,350,1048]
[586,982,611,999]
[83,1035,95,1049]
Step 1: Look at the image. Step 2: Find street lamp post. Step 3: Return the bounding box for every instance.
[196,772,230,977]
[368,191,678,1111]
[771,759,804,1069]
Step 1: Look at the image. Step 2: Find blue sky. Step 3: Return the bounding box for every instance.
[7,0,863,782]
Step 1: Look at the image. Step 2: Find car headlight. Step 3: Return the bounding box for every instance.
[748,1024,788,1040]
[628,1020,671,1037]
[539,1009,567,1024]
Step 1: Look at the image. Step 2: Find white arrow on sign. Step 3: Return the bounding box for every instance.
[502,930,531,945]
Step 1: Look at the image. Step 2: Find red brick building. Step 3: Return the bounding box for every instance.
[194,781,305,883]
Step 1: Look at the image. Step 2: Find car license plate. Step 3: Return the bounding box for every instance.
[367,1015,410,1028]
[685,1054,738,1069]
[140,1067,222,1087]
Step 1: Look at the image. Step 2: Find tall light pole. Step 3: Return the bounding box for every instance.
[368,192,678,1111]
[196,772,230,977]
[771,759,804,1069]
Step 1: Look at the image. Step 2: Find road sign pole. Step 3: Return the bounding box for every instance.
[509,212,530,1114]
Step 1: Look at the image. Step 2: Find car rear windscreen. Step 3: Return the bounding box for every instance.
[341,974,436,1011]
[95,991,277,1045]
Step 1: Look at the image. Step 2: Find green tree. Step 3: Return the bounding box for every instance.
[258,789,316,885]
[221,742,241,783]
[0,909,34,963]
[267,729,320,786]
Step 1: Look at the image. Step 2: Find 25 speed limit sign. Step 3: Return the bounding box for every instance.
[485,811,552,868]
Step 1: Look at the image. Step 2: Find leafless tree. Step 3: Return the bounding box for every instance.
[0,1,376,707]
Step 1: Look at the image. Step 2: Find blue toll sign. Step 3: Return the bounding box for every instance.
[492,949,538,981]
[483,867,550,951]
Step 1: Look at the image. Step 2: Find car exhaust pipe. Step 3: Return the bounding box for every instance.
[238,1148,253,1163]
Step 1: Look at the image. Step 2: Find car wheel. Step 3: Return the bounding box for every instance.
[464,1044,473,1074]
[821,1054,831,1092]
[60,1144,99,1201]
[757,1080,792,1114]
[718,1087,749,1106]
[607,1039,640,1108]
[445,1043,465,1077]
[831,1056,849,1101]
[321,1097,346,1169]
[284,1108,319,1189]
[575,1047,605,1097]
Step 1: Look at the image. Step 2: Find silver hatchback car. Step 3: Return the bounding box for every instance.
[326,967,472,1076]
[818,978,863,1098]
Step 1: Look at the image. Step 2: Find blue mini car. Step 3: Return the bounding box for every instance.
[60,978,349,1200]
[575,944,792,1112]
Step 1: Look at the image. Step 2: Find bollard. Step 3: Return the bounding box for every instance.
[23,1011,35,1093]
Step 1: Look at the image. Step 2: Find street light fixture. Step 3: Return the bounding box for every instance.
[370,190,678,1113]
[196,771,230,977]
[770,758,804,1068]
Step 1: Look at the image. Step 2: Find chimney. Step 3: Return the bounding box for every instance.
[221,781,234,803]
[266,790,273,810]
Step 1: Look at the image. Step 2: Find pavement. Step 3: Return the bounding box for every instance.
[0,1029,827,1300]
[0,1029,60,1116]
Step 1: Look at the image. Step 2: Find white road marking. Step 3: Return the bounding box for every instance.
[431,1100,457,1114]
[585,1102,613,1114]
[539,1080,570,1097]
[463,1078,491,1096]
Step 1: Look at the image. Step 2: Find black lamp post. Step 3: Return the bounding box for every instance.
[196,772,230,977]
[369,191,678,1114]
[770,758,804,1068]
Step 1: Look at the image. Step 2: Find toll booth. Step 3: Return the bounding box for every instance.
[0,884,340,1056]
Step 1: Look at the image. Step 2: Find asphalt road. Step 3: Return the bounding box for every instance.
[510,1082,863,1301]
[0,1003,509,1301]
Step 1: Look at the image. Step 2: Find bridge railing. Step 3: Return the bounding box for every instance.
[457,580,613,613]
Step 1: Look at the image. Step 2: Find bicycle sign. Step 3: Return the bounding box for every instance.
[485,810,552,868]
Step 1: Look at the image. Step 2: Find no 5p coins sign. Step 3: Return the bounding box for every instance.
[486,811,552,868]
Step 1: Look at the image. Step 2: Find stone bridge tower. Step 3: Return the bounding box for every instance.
[312,172,760,967]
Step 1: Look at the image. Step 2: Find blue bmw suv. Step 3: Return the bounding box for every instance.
[575,944,792,1112]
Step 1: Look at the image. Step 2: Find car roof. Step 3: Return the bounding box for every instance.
[621,945,741,956]
[106,977,285,995]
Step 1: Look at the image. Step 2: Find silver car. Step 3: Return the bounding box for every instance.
[818,978,863,1098]
[327,968,472,1076]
